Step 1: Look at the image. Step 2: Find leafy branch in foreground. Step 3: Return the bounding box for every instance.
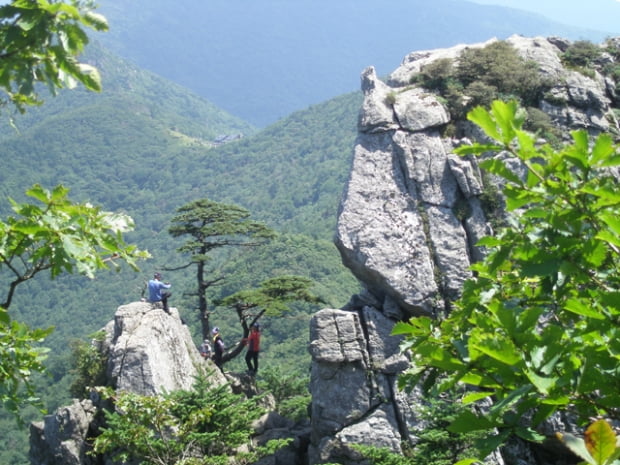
[0,184,149,418]
[394,100,620,461]
[0,0,108,113]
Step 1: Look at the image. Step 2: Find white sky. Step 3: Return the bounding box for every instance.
[466,0,620,36]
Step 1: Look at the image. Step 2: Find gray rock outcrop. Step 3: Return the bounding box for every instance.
[310,35,619,464]
[105,302,210,394]
[29,302,225,465]
[29,399,98,465]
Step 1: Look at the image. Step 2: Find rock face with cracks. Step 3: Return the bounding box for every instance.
[309,35,619,465]
[29,303,227,465]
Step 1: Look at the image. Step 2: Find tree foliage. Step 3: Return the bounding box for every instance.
[1,184,147,308]
[68,330,107,397]
[395,100,620,460]
[216,275,323,364]
[168,198,275,340]
[413,41,549,120]
[0,184,148,418]
[0,0,108,113]
[92,374,286,465]
[257,365,310,421]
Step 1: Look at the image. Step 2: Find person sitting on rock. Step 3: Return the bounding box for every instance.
[147,272,172,313]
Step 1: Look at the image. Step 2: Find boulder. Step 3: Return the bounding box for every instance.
[29,399,97,465]
[106,302,215,394]
[29,302,226,465]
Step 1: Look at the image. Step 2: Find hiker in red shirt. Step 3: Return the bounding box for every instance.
[244,323,261,375]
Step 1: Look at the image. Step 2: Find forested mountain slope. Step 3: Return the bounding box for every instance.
[1,43,362,348]
[0,41,363,462]
[95,0,604,126]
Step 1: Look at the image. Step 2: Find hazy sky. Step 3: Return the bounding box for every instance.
[466,0,620,36]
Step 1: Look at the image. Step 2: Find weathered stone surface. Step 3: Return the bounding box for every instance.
[362,306,408,375]
[426,204,472,299]
[107,302,209,395]
[358,66,399,133]
[506,35,564,79]
[393,129,458,206]
[309,309,372,441]
[30,302,226,465]
[392,88,450,131]
[308,308,367,364]
[29,399,97,465]
[309,308,418,463]
[335,131,440,316]
[312,35,620,465]
[446,152,483,199]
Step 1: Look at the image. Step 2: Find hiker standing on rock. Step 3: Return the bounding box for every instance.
[243,322,261,375]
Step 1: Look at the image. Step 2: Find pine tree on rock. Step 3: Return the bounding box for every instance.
[167,198,275,339]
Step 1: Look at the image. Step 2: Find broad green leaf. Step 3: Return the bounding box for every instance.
[515,130,537,160]
[82,11,109,31]
[600,154,620,168]
[585,420,617,465]
[460,371,502,389]
[582,239,608,268]
[491,100,519,144]
[564,298,604,320]
[597,230,620,248]
[25,184,50,203]
[599,213,620,236]
[476,236,502,247]
[462,391,493,404]
[590,133,615,166]
[524,369,557,395]
[521,259,560,278]
[468,105,502,141]
[479,158,523,185]
[0,307,9,325]
[564,145,589,172]
[489,385,532,417]
[76,63,102,92]
[514,426,545,443]
[391,318,431,336]
[454,459,481,465]
[474,430,512,458]
[470,332,521,365]
[455,143,503,156]
[448,409,495,433]
[571,130,590,155]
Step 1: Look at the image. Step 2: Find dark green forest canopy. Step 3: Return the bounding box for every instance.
[0,53,362,451]
[0,87,363,339]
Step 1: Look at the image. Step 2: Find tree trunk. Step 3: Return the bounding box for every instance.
[197,260,210,340]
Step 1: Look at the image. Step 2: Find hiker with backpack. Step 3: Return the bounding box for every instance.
[199,339,211,359]
[212,327,225,371]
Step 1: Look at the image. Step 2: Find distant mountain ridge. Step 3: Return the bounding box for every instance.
[95,0,608,126]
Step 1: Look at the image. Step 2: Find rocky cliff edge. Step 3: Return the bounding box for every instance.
[308,35,618,465]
